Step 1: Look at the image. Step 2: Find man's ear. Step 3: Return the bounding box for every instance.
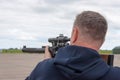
[70,27,79,44]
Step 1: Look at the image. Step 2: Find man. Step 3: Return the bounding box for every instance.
[26,11,120,80]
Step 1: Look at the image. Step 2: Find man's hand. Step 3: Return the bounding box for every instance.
[44,46,52,59]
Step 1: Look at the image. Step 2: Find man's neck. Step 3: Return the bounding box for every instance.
[71,41,101,51]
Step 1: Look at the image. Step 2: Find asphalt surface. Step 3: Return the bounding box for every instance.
[0,54,44,80]
[0,54,120,80]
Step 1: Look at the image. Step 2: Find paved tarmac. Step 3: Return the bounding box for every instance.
[0,54,44,80]
[0,54,120,80]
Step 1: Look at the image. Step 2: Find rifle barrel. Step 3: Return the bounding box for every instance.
[22,48,45,53]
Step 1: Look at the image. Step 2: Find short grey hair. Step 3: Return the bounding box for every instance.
[74,11,108,41]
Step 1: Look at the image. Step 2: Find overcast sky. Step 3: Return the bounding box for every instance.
[0,0,120,50]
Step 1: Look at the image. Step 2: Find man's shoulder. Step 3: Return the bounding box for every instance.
[38,59,54,67]
[28,59,66,80]
[35,59,55,73]
[110,67,120,75]
[101,67,120,80]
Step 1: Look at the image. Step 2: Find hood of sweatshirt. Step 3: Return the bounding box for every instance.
[54,45,109,80]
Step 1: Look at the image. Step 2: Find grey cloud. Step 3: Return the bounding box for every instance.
[0,19,5,23]
[0,0,35,14]
[44,0,80,5]
[107,17,120,30]
[0,0,16,3]
[109,23,120,30]
[58,11,77,20]
[33,6,57,14]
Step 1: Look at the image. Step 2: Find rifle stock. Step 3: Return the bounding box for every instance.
[101,54,114,66]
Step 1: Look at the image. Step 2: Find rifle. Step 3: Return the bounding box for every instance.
[22,34,114,66]
[22,34,70,57]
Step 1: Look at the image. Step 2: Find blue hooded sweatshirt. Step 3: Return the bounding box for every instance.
[26,45,120,80]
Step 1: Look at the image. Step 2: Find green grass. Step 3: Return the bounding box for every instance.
[2,49,23,54]
[99,50,112,54]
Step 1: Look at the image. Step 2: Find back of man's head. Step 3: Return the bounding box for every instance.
[74,11,108,43]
